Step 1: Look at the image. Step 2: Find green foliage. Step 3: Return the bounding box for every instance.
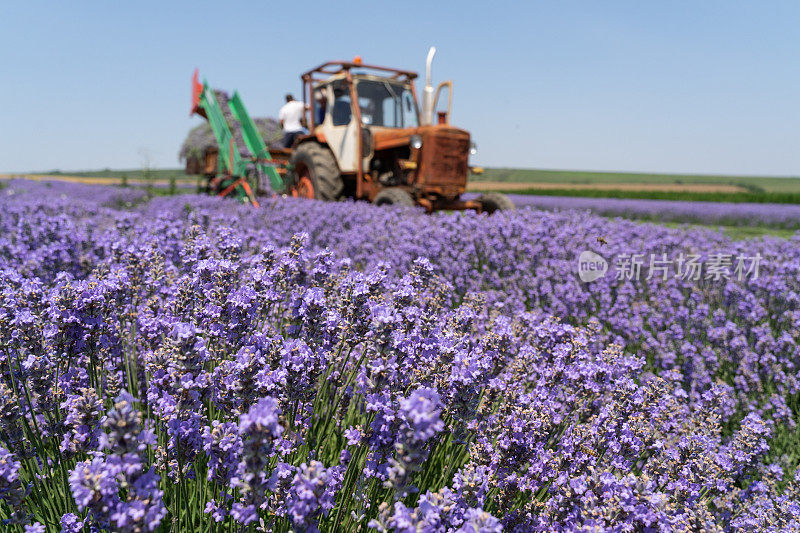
[656,221,797,240]
[471,167,800,193]
[40,168,199,181]
[493,187,800,204]
[143,166,153,198]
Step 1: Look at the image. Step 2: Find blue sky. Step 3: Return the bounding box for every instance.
[1,1,798,175]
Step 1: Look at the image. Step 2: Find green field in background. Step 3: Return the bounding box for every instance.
[472,167,800,193]
[479,186,800,204]
[43,168,198,181]
[39,167,800,196]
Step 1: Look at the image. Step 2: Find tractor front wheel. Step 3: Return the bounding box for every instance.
[478,192,516,214]
[373,188,415,207]
[288,143,343,201]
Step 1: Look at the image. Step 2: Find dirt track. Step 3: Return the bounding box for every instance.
[2,174,747,195]
[0,174,193,187]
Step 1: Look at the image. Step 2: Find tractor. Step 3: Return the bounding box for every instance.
[188,48,513,213]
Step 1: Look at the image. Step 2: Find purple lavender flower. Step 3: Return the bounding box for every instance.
[286,461,345,530]
[4,179,800,531]
[459,507,502,533]
[202,420,241,483]
[385,388,444,496]
[203,499,227,523]
[231,396,284,521]
[69,392,166,532]
[0,446,20,483]
[398,388,444,445]
[69,456,120,513]
[60,513,87,533]
[61,387,103,454]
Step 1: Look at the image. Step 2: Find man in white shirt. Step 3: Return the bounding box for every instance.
[278,94,306,148]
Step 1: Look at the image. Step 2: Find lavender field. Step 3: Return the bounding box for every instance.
[498,194,800,229]
[2,179,800,532]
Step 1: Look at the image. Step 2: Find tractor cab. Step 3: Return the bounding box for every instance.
[306,72,420,174]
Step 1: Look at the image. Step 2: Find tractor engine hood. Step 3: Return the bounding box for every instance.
[369,125,471,199]
[370,125,469,152]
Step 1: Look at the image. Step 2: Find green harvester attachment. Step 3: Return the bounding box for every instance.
[191,70,285,205]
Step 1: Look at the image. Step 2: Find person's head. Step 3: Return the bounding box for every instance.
[285,94,294,103]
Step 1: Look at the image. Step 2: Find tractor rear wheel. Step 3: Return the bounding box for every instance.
[478,192,515,213]
[374,188,415,207]
[288,143,343,201]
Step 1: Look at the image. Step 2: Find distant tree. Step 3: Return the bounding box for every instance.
[139,148,154,198]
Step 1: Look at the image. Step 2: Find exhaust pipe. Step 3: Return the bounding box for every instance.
[421,46,436,126]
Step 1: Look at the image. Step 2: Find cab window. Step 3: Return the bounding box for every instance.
[355,80,419,128]
[331,84,352,126]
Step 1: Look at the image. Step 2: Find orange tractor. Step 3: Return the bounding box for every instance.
[189,48,513,212]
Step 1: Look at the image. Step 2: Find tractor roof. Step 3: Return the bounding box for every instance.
[301,61,418,85]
